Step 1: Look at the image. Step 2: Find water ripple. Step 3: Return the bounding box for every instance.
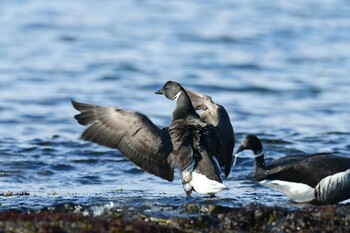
[0,0,349,210]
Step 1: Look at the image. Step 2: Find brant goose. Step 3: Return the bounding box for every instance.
[72,81,232,197]
[236,134,350,204]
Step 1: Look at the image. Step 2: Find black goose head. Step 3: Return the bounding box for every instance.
[236,134,263,156]
[155,81,184,101]
[156,81,199,121]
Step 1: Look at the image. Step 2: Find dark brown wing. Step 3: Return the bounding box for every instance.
[186,89,235,177]
[185,89,208,110]
[71,100,174,181]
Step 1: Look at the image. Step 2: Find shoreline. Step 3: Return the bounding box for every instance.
[0,202,349,232]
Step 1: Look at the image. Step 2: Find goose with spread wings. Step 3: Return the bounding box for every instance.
[72,81,234,196]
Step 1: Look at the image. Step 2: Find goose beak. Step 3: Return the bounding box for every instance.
[232,145,245,167]
[236,145,244,154]
[155,89,163,94]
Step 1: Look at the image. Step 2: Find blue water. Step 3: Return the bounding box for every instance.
[0,0,350,211]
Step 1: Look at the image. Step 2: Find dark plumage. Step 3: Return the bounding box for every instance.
[236,134,350,204]
[185,89,235,177]
[72,81,232,196]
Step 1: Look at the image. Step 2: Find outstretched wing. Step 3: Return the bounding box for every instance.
[186,89,235,177]
[71,100,174,181]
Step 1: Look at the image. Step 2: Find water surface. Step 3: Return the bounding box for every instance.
[0,0,350,212]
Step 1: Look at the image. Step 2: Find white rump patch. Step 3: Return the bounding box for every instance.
[259,179,315,203]
[190,171,228,195]
[173,91,182,102]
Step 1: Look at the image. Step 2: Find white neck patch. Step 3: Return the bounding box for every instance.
[173,91,182,102]
[255,151,264,158]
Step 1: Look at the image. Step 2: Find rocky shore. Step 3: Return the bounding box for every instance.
[0,202,349,232]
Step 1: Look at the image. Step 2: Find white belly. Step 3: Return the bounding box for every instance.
[190,171,228,195]
[259,179,315,203]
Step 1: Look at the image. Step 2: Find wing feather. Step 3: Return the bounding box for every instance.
[72,100,174,181]
[186,89,235,177]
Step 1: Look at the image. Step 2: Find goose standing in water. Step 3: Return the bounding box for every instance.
[72,81,234,197]
[236,134,350,204]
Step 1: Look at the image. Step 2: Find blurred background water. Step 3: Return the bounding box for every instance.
[0,0,349,211]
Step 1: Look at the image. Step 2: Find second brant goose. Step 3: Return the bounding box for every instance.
[72,81,233,197]
[236,134,350,204]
